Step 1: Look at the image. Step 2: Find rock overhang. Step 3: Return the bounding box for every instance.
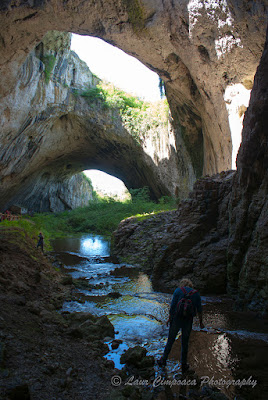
[0,1,267,211]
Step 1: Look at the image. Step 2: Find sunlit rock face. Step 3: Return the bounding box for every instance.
[0,0,267,209]
[113,28,268,313]
[0,31,174,211]
[0,32,97,211]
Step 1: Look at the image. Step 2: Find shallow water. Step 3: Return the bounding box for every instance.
[53,234,268,399]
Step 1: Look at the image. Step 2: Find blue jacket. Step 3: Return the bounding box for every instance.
[169,286,202,319]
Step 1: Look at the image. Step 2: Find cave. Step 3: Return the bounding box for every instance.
[0,4,267,400]
[1,1,267,213]
[0,1,267,311]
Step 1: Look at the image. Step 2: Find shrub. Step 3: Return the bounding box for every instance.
[80,86,106,102]
[75,82,169,145]
[41,55,56,84]
[129,187,150,202]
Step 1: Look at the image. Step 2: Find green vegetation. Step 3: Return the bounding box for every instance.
[123,0,146,34]
[1,191,175,244]
[0,218,52,251]
[80,86,106,102]
[81,172,94,190]
[0,191,176,251]
[41,54,57,84]
[31,191,176,238]
[76,82,169,144]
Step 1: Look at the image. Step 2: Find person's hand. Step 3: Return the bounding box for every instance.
[200,322,204,330]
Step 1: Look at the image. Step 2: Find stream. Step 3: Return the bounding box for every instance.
[52,234,268,400]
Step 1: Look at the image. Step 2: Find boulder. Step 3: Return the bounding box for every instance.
[66,313,115,340]
[120,345,154,369]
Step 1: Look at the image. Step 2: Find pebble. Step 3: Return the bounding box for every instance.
[66,367,73,376]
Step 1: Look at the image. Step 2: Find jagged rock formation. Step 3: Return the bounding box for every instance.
[113,171,234,295]
[0,1,267,210]
[227,26,268,313]
[113,28,268,313]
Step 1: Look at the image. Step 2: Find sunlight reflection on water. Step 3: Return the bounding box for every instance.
[55,234,268,400]
[80,236,110,256]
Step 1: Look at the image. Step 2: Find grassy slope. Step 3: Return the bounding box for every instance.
[1,196,176,246]
[32,197,177,237]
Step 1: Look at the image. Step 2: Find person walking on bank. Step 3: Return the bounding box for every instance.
[157,278,204,373]
[36,232,44,253]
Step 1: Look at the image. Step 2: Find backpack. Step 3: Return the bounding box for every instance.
[176,287,197,318]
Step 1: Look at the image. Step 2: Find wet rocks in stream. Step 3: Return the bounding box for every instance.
[111,339,123,350]
[120,346,155,379]
[65,312,115,341]
[108,292,122,299]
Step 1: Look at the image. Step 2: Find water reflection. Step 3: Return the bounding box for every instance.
[53,234,110,257]
[213,334,232,369]
[54,234,268,400]
[80,236,110,256]
[109,314,163,342]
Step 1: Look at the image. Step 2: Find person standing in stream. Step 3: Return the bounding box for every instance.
[157,278,204,373]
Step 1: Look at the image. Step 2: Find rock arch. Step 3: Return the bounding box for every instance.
[0,31,174,211]
[0,1,267,210]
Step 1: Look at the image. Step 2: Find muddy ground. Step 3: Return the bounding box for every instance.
[0,227,117,400]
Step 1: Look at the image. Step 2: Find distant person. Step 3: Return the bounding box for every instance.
[157,278,204,373]
[36,232,44,253]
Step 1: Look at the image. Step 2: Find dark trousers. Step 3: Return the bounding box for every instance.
[37,240,43,252]
[163,317,193,364]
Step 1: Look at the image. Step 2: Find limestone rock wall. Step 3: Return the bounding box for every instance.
[112,27,268,313]
[112,171,234,295]
[0,30,176,212]
[0,1,267,202]
[13,173,94,213]
[227,26,268,312]
[0,31,98,212]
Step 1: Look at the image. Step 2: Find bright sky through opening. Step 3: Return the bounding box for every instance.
[71,34,161,194]
[84,170,129,199]
[71,34,161,102]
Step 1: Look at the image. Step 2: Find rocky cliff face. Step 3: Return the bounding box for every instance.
[113,171,234,295]
[227,26,268,313]
[13,173,94,213]
[0,1,267,208]
[0,30,177,212]
[113,28,268,314]
[0,31,99,212]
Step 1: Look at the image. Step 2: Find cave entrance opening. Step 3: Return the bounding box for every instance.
[83,169,130,201]
[71,33,162,102]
